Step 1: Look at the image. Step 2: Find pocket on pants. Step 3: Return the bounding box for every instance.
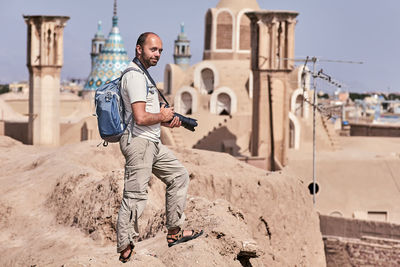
[122,137,149,165]
[124,165,138,192]
[124,164,151,193]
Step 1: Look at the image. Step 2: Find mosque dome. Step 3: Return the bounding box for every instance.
[84,0,130,91]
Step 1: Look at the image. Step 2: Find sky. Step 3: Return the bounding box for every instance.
[0,0,399,93]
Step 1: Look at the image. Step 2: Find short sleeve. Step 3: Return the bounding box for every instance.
[122,70,147,104]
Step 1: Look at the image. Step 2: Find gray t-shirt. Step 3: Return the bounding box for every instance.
[120,61,160,142]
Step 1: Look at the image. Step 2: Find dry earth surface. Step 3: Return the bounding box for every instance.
[0,136,325,266]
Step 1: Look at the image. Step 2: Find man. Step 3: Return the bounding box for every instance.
[117,32,202,263]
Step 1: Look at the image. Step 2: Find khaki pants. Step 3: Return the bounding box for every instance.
[116,134,189,253]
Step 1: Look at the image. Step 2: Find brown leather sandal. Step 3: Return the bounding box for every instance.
[119,244,134,263]
[167,229,203,247]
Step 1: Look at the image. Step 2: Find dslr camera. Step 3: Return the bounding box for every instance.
[163,104,198,132]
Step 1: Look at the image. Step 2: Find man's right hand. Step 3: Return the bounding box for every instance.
[160,105,174,122]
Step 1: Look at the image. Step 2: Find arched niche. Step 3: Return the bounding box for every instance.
[210,87,237,115]
[174,86,198,114]
[215,9,234,50]
[295,94,304,117]
[201,68,214,94]
[236,9,252,51]
[217,93,231,115]
[288,112,300,150]
[194,62,219,94]
[181,92,193,115]
[204,10,212,51]
[291,88,309,119]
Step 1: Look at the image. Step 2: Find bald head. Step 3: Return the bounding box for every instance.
[135,32,163,69]
[135,32,160,55]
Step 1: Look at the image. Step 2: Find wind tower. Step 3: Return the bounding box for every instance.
[246,10,298,170]
[83,0,129,97]
[173,23,191,70]
[24,15,70,146]
[90,21,106,70]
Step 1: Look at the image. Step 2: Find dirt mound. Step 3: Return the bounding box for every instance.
[47,170,167,244]
[0,136,325,266]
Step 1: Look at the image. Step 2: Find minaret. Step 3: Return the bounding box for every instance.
[246,10,298,170]
[173,23,191,69]
[90,21,106,70]
[24,15,69,146]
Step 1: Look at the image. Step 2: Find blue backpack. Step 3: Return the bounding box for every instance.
[94,67,139,145]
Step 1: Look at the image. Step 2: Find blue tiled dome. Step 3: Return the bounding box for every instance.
[84,4,130,91]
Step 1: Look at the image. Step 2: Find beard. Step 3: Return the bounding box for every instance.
[149,57,159,66]
[143,55,159,67]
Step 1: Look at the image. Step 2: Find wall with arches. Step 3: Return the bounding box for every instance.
[203,7,255,59]
[291,88,310,119]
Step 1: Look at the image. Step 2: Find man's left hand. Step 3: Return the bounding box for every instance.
[161,116,181,128]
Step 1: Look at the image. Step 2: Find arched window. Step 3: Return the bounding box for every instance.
[204,10,212,50]
[288,112,300,150]
[216,11,233,49]
[201,68,214,94]
[181,92,192,115]
[295,95,304,117]
[239,14,251,50]
[217,93,231,115]
[289,119,295,148]
[174,86,198,114]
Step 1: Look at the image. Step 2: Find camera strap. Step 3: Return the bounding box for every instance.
[132,57,170,107]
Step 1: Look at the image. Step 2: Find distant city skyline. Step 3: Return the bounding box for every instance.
[0,0,399,93]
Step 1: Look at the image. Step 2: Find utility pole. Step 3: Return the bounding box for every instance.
[311,57,317,204]
[282,56,362,205]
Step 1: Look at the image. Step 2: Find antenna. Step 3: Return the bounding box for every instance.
[283,56,363,205]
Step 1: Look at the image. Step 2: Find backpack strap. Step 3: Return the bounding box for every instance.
[120,66,149,96]
[120,67,141,78]
[119,66,150,146]
[132,58,169,106]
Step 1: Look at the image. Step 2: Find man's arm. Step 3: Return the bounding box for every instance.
[132,102,174,126]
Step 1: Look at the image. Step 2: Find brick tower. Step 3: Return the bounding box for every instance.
[24,15,69,146]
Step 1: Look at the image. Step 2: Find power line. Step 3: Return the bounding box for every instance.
[284,56,363,205]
